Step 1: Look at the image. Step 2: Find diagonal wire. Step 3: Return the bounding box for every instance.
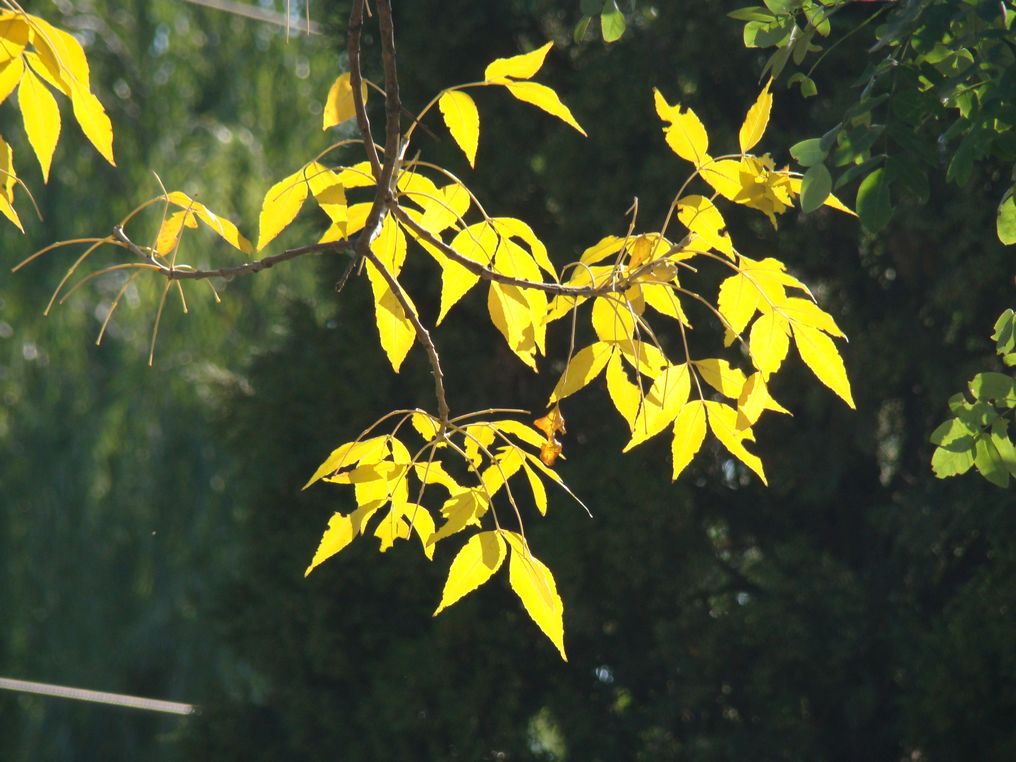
[182,0,322,35]
[0,676,197,716]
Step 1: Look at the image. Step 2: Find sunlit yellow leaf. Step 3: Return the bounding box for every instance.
[411,412,440,441]
[434,531,507,614]
[430,489,489,546]
[791,322,855,408]
[501,531,567,661]
[521,461,548,516]
[435,221,498,323]
[705,401,767,485]
[323,72,365,129]
[676,195,734,260]
[304,513,355,576]
[549,342,612,403]
[438,90,480,167]
[489,419,546,449]
[699,158,743,201]
[671,400,707,480]
[0,137,23,231]
[489,281,539,370]
[717,273,758,342]
[694,359,747,399]
[749,311,790,378]
[18,67,59,182]
[256,166,311,251]
[616,339,668,377]
[405,503,437,560]
[481,445,525,497]
[625,363,691,451]
[739,79,772,154]
[494,217,557,280]
[154,210,196,256]
[735,372,790,431]
[166,191,253,254]
[0,57,25,106]
[414,459,461,494]
[606,351,640,430]
[0,16,29,65]
[592,293,636,342]
[641,283,691,327]
[778,296,844,338]
[304,435,390,489]
[365,261,417,373]
[374,508,412,553]
[24,50,67,96]
[502,81,587,136]
[484,41,554,82]
[27,14,90,89]
[653,88,709,166]
[69,83,115,166]
[411,182,470,235]
[579,235,624,266]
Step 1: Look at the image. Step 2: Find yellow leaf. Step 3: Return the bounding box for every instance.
[481,445,526,497]
[0,16,29,65]
[671,400,707,480]
[739,79,772,154]
[27,14,90,89]
[414,459,461,493]
[494,217,557,280]
[430,489,489,546]
[579,235,624,266]
[411,412,440,441]
[735,372,790,431]
[521,461,548,516]
[256,166,311,251]
[706,401,767,485]
[374,508,412,553]
[616,339,668,377]
[405,503,437,560]
[18,67,60,182]
[438,90,480,167]
[641,283,690,327]
[489,419,546,449]
[484,41,554,82]
[69,83,115,166]
[0,137,23,232]
[592,294,636,342]
[748,311,790,378]
[365,261,417,373]
[699,158,744,201]
[606,350,640,430]
[0,57,25,106]
[676,195,735,260]
[323,72,365,129]
[488,281,539,370]
[626,363,691,451]
[778,296,844,338]
[549,342,613,403]
[653,88,709,166]
[694,359,747,399]
[436,221,498,323]
[305,513,356,576]
[411,182,470,235]
[24,50,68,96]
[166,191,253,254]
[434,531,507,614]
[792,322,855,408]
[717,272,759,340]
[501,531,567,660]
[502,81,587,136]
[154,211,194,255]
[304,435,390,489]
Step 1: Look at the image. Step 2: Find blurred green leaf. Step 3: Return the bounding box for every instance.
[856,168,892,232]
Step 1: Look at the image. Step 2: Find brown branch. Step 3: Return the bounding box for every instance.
[112,226,351,280]
[348,0,383,181]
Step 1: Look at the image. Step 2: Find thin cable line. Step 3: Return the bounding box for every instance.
[0,677,197,716]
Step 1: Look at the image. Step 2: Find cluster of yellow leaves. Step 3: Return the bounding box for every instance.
[0,10,115,231]
[303,412,570,659]
[540,80,855,487]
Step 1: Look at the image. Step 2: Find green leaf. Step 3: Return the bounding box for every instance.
[974,435,1010,487]
[790,138,827,167]
[800,163,832,213]
[992,309,1015,354]
[788,72,818,98]
[997,187,1016,245]
[856,168,892,233]
[600,0,626,42]
[743,16,793,48]
[573,15,593,43]
[931,441,975,478]
[728,7,777,22]
[969,372,1016,403]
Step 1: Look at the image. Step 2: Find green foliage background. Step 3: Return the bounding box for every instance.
[2,1,1014,760]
